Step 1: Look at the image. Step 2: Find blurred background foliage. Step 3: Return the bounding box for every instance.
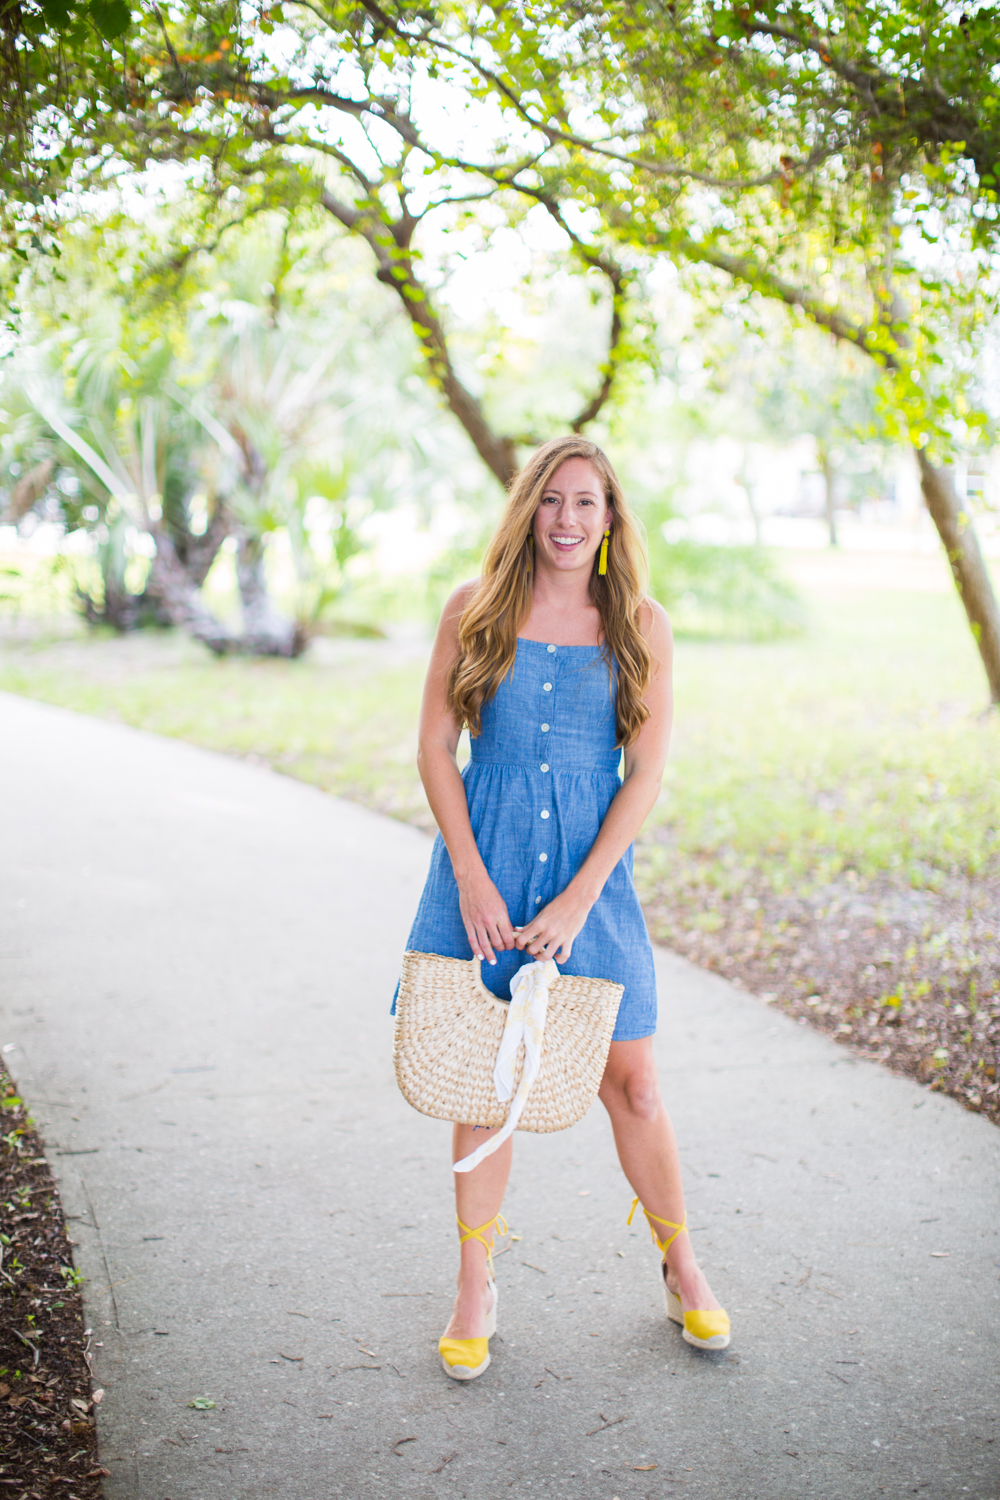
[0,201,896,648]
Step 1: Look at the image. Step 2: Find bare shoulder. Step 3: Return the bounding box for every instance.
[639,596,673,657]
[447,578,482,614]
[434,578,481,652]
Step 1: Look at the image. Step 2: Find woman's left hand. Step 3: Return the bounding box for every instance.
[512,886,594,964]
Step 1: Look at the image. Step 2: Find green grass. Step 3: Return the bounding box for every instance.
[1,556,998,891]
[650,581,1000,896]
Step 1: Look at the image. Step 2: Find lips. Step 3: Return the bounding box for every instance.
[548,534,584,549]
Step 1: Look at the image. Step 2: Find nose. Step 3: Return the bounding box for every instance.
[551,499,576,527]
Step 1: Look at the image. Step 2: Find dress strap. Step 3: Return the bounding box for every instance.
[456,1213,508,1275]
[627,1196,688,1258]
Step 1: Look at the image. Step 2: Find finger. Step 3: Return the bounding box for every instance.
[467,918,495,965]
[463,919,483,961]
[475,923,498,966]
[496,914,517,950]
[485,919,508,954]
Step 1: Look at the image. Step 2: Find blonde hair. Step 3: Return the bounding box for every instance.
[448,435,652,747]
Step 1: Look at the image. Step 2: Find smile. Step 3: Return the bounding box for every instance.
[549,535,584,547]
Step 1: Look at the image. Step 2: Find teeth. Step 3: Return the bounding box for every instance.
[552,536,582,545]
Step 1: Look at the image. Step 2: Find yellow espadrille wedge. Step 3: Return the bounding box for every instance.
[438,1214,506,1380]
[628,1198,731,1351]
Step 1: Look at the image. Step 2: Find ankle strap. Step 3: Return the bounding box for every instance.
[456,1213,508,1275]
[627,1197,687,1259]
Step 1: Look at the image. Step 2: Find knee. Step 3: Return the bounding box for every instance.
[603,1065,663,1122]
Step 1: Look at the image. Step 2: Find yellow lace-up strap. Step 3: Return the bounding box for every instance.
[627,1197,688,1259]
[456,1213,508,1275]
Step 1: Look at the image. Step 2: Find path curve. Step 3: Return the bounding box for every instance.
[1,691,997,1500]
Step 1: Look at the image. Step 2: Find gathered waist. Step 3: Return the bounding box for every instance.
[466,755,621,776]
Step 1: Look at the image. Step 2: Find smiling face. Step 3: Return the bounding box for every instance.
[531,457,612,576]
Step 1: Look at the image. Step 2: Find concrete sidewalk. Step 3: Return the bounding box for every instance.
[1,689,997,1500]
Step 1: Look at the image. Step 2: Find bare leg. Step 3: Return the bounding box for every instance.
[441,1124,513,1340]
[598,1038,721,1312]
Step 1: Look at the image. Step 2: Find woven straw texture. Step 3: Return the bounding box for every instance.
[394,951,624,1131]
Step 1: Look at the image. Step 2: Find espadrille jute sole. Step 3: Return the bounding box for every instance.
[665,1285,731,1350]
[438,1281,498,1381]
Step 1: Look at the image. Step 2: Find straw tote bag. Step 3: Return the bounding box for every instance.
[393,950,623,1133]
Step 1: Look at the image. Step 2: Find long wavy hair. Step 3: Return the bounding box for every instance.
[448,435,652,747]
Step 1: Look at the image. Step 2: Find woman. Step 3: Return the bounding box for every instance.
[402,435,729,1379]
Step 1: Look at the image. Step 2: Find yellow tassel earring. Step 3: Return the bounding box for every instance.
[527,534,534,571]
[598,528,610,576]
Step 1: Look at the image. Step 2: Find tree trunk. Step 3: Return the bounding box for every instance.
[134,501,232,627]
[236,534,301,657]
[175,499,233,588]
[818,445,839,547]
[916,447,1000,705]
[147,529,237,655]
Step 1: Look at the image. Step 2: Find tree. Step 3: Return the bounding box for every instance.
[438,0,1000,695]
[4,0,639,485]
[3,208,496,647]
[334,0,998,696]
[4,0,999,695]
[0,328,238,645]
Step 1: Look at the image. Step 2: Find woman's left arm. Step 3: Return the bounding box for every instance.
[514,600,673,963]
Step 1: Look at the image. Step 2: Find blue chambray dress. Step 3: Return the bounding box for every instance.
[396,637,658,1041]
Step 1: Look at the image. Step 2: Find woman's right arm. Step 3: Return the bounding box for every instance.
[416,584,516,967]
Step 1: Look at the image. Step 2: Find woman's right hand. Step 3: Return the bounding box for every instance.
[457,869,515,967]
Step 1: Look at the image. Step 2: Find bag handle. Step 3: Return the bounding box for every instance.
[453,958,559,1172]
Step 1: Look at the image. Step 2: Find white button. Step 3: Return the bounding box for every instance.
[540,763,549,772]
[543,682,552,692]
[535,896,542,904]
[541,723,550,732]
[540,810,549,819]
[538,852,548,863]
[547,644,556,653]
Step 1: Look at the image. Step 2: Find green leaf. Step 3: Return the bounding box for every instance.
[88,0,131,38]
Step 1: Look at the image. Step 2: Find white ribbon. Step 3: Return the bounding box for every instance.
[453,958,558,1174]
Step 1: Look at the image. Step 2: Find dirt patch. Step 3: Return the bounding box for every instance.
[0,1063,106,1499]
[637,844,1000,1125]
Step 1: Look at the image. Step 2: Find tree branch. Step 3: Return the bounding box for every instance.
[667,235,899,368]
[320,187,517,485]
[733,16,994,169]
[353,3,829,192]
[527,191,628,431]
